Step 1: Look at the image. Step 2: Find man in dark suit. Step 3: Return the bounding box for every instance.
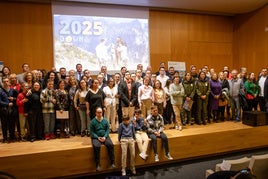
[258,67,268,112]
[101,66,112,85]
[75,63,83,81]
[119,71,138,119]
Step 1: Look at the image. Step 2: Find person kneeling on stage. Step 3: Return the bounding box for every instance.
[90,107,116,171]
[146,105,173,162]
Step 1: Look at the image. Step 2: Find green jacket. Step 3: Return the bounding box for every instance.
[182,79,196,99]
[196,79,211,97]
[244,80,259,96]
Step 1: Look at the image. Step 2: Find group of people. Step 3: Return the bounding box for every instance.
[0,62,267,175]
[89,103,174,175]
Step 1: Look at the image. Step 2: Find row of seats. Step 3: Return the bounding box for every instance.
[205,153,268,179]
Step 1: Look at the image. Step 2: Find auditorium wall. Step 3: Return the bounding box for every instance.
[149,10,233,73]
[0,2,266,75]
[0,2,53,74]
[233,5,268,75]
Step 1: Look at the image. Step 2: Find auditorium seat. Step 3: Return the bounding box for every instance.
[205,157,251,178]
[215,157,251,171]
[248,153,268,179]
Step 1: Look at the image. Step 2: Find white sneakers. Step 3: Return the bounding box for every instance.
[155,154,159,162]
[175,125,182,131]
[122,168,136,176]
[122,169,126,176]
[165,153,173,160]
[139,152,148,160]
[155,153,173,162]
[131,168,136,175]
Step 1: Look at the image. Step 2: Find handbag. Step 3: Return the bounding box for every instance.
[56,110,69,119]
[219,99,227,106]
[246,93,254,100]
[182,99,193,111]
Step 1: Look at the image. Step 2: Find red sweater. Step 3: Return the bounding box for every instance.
[16,92,26,114]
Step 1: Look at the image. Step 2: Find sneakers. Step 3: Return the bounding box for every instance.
[175,125,182,131]
[45,134,50,140]
[110,163,116,169]
[96,165,101,171]
[50,134,56,139]
[155,154,159,162]
[122,169,126,176]
[139,152,147,160]
[131,168,136,175]
[165,153,173,160]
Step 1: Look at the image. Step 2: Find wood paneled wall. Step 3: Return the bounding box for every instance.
[0,2,267,75]
[0,2,53,74]
[150,11,233,73]
[233,5,268,75]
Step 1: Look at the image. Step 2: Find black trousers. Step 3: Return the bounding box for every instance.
[0,107,16,140]
[69,105,81,135]
[258,96,267,111]
[92,137,115,165]
[28,109,44,139]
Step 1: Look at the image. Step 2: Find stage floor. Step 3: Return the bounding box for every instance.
[1,121,268,178]
[0,121,252,157]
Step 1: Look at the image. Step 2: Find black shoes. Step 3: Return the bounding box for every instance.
[81,131,86,137]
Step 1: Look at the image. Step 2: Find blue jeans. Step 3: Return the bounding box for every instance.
[148,132,169,155]
[230,96,241,120]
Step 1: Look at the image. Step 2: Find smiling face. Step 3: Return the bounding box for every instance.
[95,107,103,119]
[33,82,41,91]
[185,72,191,81]
[92,79,99,90]
[47,80,54,90]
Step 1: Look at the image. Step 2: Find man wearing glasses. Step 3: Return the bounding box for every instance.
[89,107,116,171]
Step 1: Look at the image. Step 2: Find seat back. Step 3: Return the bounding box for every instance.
[215,157,251,171]
[249,154,268,179]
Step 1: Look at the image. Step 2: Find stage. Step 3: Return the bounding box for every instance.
[1,121,268,179]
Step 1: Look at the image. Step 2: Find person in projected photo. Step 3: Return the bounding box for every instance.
[96,38,110,68]
[115,37,129,67]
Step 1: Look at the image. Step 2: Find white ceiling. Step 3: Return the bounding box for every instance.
[55,0,268,15]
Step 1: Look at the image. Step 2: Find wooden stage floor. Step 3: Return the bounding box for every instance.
[1,121,268,178]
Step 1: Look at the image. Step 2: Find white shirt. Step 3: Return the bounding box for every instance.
[157,75,169,88]
[103,86,118,105]
[258,76,267,97]
[138,85,154,103]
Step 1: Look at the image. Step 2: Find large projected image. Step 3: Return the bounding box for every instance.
[53,15,149,73]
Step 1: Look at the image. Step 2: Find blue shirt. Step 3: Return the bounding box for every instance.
[133,116,146,132]
[118,122,136,141]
